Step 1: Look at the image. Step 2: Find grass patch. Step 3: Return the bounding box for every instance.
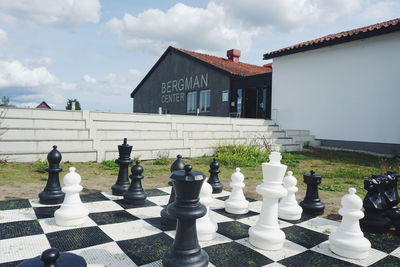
[214,143,269,167]
[32,160,48,173]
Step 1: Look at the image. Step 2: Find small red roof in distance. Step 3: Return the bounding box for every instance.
[176,47,271,77]
[36,101,51,109]
[264,17,400,59]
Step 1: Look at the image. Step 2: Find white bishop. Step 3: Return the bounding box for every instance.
[329,188,371,259]
[55,167,89,226]
[196,178,218,241]
[225,168,249,214]
[278,171,303,220]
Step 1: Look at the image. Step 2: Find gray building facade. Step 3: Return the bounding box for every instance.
[131,47,272,119]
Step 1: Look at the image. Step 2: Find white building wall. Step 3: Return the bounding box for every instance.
[271,31,400,145]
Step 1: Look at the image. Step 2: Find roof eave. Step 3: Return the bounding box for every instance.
[263,22,400,60]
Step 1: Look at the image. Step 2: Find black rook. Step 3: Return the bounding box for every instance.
[161,154,186,227]
[112,138,133,196]
[207,158,223,193]
[299,170,325,216]
[162,165,209,267]
[123,161,147,205]
[39,146,65,205]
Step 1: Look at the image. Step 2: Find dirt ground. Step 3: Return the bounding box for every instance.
[0,173,341,220]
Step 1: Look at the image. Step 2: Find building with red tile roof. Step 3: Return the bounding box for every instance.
[35,101,51,109]
[264,17,400,155]
[131,46,272,119]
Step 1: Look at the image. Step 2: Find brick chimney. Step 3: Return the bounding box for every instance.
[227,49,241,62]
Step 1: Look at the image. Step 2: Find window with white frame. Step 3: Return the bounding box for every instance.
[187,91,197,113]
[199,90,211,112]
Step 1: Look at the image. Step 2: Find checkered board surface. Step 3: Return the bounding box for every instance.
[1,187,399,267]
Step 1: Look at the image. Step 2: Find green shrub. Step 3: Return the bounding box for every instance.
[33,160,48,173]
[153,157,169,165]
[99,160,119,170]
[214,144,269,167]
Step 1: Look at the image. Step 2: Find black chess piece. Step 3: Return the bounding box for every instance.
[208,158,223,193]
[299,170,325,216]
[18,247,86,267]
[384,170,400,221]
[123,161,147,205]
[112,138,133,196]
[162,165,209,267]
[38,146,65,205]
[360,175,392,233]
[161,154,186,227]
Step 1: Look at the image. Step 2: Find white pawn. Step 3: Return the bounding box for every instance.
[55,167,89,226]
[278,171,303,220]
[225,168,249,214]
[249,152,287,250]
[196,178,218,241]
[329,188,371,259]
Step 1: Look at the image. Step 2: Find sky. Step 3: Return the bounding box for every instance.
[0,0,398,112]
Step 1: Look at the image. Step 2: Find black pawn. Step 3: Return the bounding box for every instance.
[360,175,392,232]
[161,154,186,227]
[18,247,86,267]
[39,145,65,205]
[208,158,223,193]
[162,165,209,267]
[299,170,325,216]
[123,161,147,205]
[112,138,133,196]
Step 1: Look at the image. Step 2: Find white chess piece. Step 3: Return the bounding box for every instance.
[278,171,303,220]
[329,188,371,259]
[196,178,218,241]
[225,168,249,214]
[249,152,288,250]
[55,167,89,226]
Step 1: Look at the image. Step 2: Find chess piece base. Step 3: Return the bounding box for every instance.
[360,214,391,233]
[55,215,88,227]
[54,204,89,227]
[278,206,302,220]
[248,225,285,250]
[299,201,325,216]
[39,190,65,205]
[329,239,370,260]
[225,206,248,215]
[210,183,223,194]
[123,191,146,205]
[162,248,209,267]
[111,183,130,196]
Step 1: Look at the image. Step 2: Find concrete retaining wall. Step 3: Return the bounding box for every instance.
[0,108,315,162]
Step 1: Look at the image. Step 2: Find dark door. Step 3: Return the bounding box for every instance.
[243,89,257,118]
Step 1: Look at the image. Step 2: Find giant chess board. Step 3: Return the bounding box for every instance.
[1,187,399,267]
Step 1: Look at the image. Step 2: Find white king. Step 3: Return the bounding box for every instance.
[249,152,288,250]
[55,167,89,226]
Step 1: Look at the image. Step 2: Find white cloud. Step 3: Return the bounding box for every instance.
[0,28,7,44]
[0,0,101,26]
[105,2,257,54]
[83,74,96,84]
[0,59,56,87]
[359,1,400,22]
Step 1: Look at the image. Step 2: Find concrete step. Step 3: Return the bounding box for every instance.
[93,120,171,131]
[278,143,302,152]
[2,117,86,129]
[97,129,177,140]
[101,139,185,150]
[2,108,84,120]
[0,150,97,162]
[285,129,310,136]
[184,131,241,139]
[182,123,233,131]
[0,128,90,140]
[0,139,94,153]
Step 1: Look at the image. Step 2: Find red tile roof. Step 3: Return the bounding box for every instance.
[264,17,400,59]
[35,101,51,109]
[175,47,272,77]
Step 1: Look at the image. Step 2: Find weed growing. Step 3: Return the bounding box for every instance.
[32,160,48,173]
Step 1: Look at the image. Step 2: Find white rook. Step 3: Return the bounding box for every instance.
[278,171,303,220]
[249,152,287,250]
[329,188,371,259]
[225,168,249,214]
[55,167,89,226]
